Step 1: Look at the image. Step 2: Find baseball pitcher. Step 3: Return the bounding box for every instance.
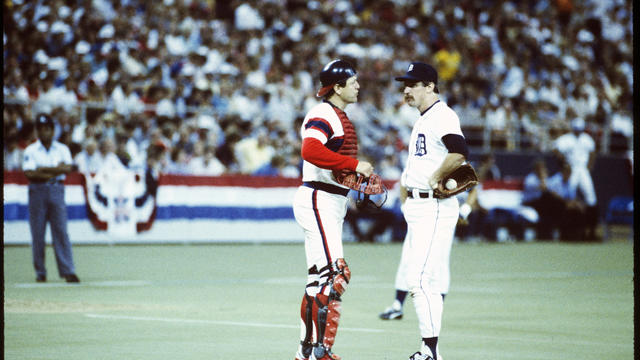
[394,62,475,360]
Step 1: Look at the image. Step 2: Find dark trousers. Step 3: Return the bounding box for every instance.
[524,191,566,240]
[28,183,76,278]
[559,205,587,241]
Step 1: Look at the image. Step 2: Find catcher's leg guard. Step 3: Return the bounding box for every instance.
[295,293,314,359]
[297,266,321,360]
[312,259,350,360]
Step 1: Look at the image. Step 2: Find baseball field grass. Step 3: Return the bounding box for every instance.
[3,239,634,359]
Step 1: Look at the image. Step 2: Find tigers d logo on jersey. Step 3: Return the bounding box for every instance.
[415,134,427,156]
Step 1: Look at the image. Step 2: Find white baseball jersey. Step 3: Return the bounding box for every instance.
[553,132,597,205]
[401,100,464,190]
[300,102,350,188]
[554,132,595,169]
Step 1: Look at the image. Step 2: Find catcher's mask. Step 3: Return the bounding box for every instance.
[355,186,388,213]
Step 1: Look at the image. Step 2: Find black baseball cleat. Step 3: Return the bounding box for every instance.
[379,306,403,320]
[408,352,434,360]
[65,274,80,283]
[36,275,46,283]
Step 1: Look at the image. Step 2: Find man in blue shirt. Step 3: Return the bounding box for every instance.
[547,161,587,241]
[522,159,565,240]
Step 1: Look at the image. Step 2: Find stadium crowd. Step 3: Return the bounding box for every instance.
[3,0,633,178]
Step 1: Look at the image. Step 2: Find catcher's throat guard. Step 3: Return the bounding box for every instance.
[356,191,387,212]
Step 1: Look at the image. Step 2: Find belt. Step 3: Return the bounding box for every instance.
[303,181,349,197]
[406,188,442,199]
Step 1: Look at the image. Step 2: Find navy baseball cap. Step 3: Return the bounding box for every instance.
[395,62,439,91]
[35,114,55,127]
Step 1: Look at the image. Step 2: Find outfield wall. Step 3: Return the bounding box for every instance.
[3,172,305,245]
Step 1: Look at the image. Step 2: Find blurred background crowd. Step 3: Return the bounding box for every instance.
[3,0,633,178]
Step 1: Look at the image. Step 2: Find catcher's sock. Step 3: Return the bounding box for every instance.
[422,337,438,360]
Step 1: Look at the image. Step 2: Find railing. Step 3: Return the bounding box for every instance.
[3,96,631,155]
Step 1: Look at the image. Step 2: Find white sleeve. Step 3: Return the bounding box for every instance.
[61,144,73,164]
[435,108,463,139]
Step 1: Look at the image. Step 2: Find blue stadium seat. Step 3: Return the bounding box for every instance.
[603,196,633,241]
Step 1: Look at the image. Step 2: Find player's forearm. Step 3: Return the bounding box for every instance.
[39,164,75,175]
[24,169,57,181]
[301,138,358,171]
[431,153,465,183]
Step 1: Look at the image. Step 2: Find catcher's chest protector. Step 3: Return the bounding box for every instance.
[334,108,358,158]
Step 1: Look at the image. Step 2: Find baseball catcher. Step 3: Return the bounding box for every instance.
[432,163,478,198]
[292,59,374,360]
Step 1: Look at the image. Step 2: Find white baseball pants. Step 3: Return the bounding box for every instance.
[403,196,458,338]
[293,185,348,293]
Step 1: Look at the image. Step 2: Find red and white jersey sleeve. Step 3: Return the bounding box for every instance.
[300,102,356,186]
[402,101,464,190]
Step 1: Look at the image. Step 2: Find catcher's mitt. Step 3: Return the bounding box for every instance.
[335,171,388,212]
[433,163,479,198]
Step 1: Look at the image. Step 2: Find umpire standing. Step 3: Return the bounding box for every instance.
[22,114,80,283]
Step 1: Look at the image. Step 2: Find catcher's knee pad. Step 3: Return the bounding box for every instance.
[331,258,350,296]
[319,258,350,297]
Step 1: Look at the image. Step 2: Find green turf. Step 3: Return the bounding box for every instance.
[3,241,633,359]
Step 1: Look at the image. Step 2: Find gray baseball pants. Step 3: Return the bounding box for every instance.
[28,183,76,278]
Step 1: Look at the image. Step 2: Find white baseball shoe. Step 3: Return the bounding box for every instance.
[408,352,433,360]
[379,306,403,320]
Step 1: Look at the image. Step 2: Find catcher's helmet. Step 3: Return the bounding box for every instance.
[316,59,356,97]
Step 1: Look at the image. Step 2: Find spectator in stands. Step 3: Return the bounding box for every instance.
[235,129,275,175]
[476,152,501,181]
[74,137,101,174]
[547,161,587,241]
[4,132,24,171]
[433,42,461,82]
[96,137,127,174]
[189,143,225,176]
[114,132,132,168]
[111,80,145,116]
[552,117,599,240]
[165,146,191,175]
[253,155,288,177]
[522,159,565,240]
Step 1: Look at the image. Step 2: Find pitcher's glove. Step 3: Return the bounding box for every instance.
[335,171,388,212]
[433,163,479,198]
